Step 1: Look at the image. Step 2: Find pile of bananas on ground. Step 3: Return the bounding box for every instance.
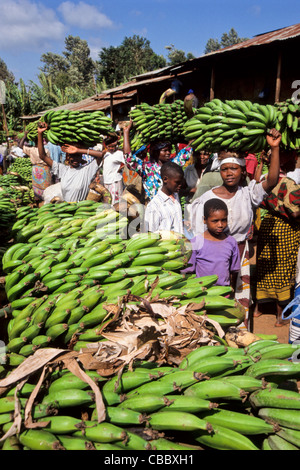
[183,98,292,153]
[1,337,300,450]
[8,157,32,187]
[128,100,189,150]
[25,110,115,146]
[0,172,34,208]
[274,98,300,150]
[0,191,17,231]
[1,200,300,450]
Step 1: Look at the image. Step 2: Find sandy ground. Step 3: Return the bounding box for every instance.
[249,241,290,344]
[252,312,290,343]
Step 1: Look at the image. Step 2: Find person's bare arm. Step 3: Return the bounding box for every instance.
[61,144,105,165]
[18,130,29,149]
[254,151,267,183]
[37,122,53,167]
[261,129,281,193]
[122,120,133,155]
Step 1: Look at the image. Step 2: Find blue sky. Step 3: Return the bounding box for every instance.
[1,0,299,85]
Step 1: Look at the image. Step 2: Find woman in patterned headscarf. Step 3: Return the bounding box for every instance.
[123,122,192,202]
[255,151,300,327]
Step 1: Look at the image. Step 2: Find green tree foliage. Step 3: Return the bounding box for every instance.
[97,35,166,88]
[204,28,249,54]
[165,45,195,66]
[0,58,15,83]
[40,35,96,90]
[1,79,32,132]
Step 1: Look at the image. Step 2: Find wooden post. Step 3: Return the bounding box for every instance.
[210,65,215,101]
[110,93,114,121]
[275,49,282,103]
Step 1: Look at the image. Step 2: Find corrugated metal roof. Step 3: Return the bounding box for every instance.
[197,22,300,58]
[35,90,137,115]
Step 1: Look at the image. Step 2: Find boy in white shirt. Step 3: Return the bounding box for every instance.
[144,161,184,234]
[102,135,125,205]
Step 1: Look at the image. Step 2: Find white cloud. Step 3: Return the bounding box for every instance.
[249,5,262,17]
[58,1,114,29]
[0,0,65,51]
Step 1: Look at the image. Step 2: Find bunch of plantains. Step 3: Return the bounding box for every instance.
[183,98,299,153]
[2,200,300,450]
[0,171,34,208]
[274,97,300,150]
[128,100,189,150]
[1,340,300,450]
[1,200,246,358]
[0,191,17,232]
[8,157,33,188]
[25,110,115,146]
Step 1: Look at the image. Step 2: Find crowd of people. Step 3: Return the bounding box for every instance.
[3,109,300,333]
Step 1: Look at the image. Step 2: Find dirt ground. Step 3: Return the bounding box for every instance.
[252,311,290,343]
[249,241,290,344]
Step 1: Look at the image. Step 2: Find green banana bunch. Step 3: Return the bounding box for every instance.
[3,200,300,451]
[25,120,39,142]
[274,97,300,149]
[183,98,279,153]
[128,100,189,149]
[1,339,300,449]
[25,110,115,147]
[8,157,33,189]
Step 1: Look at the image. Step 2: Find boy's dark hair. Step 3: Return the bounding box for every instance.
[161,161,184,179]
[204,198,228,219]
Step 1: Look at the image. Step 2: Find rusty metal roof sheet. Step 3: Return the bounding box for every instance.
[199,23,300,58]
[33,90,137,115]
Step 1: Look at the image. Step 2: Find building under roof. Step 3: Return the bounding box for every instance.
[22,22,300,123]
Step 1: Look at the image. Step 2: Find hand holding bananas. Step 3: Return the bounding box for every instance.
[190,129,281,239]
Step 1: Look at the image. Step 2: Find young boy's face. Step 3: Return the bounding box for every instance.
[204,209,228,237]
[163,174,183,194]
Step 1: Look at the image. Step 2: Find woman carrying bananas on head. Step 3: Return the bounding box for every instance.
[123,120,192,202]
[188,129,282,330]
[37,122,106,203]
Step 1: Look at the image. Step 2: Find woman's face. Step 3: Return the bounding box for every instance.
[220,163,243,187]
[67,154,84,168]
[158,146,171,164]
[195,152,210,166]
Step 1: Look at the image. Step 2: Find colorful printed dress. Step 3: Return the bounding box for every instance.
[256,177,300,306]
[125,147,192,201]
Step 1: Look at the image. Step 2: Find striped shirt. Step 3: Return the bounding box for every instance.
[144,189,183,234]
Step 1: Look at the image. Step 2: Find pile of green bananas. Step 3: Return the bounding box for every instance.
[128,100,189,150]
[1,340,300,450]
[25,110,115,147]
[183,98,281,153]
[0,172,34,207]
[0,192,17,231]
[1,200,246,356]
[274,98,300,149]
[8,157,32,187]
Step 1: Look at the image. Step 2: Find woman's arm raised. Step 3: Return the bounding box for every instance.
[261,128,281,193]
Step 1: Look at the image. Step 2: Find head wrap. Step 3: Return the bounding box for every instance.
[220,157,246,167]
[134,145,147,156]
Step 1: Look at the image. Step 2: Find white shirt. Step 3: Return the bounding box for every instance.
[189,180,267,243]
[144,189,183,234]
[102,150,124,184]
[184,164,203,189]
[51,159,100,202]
